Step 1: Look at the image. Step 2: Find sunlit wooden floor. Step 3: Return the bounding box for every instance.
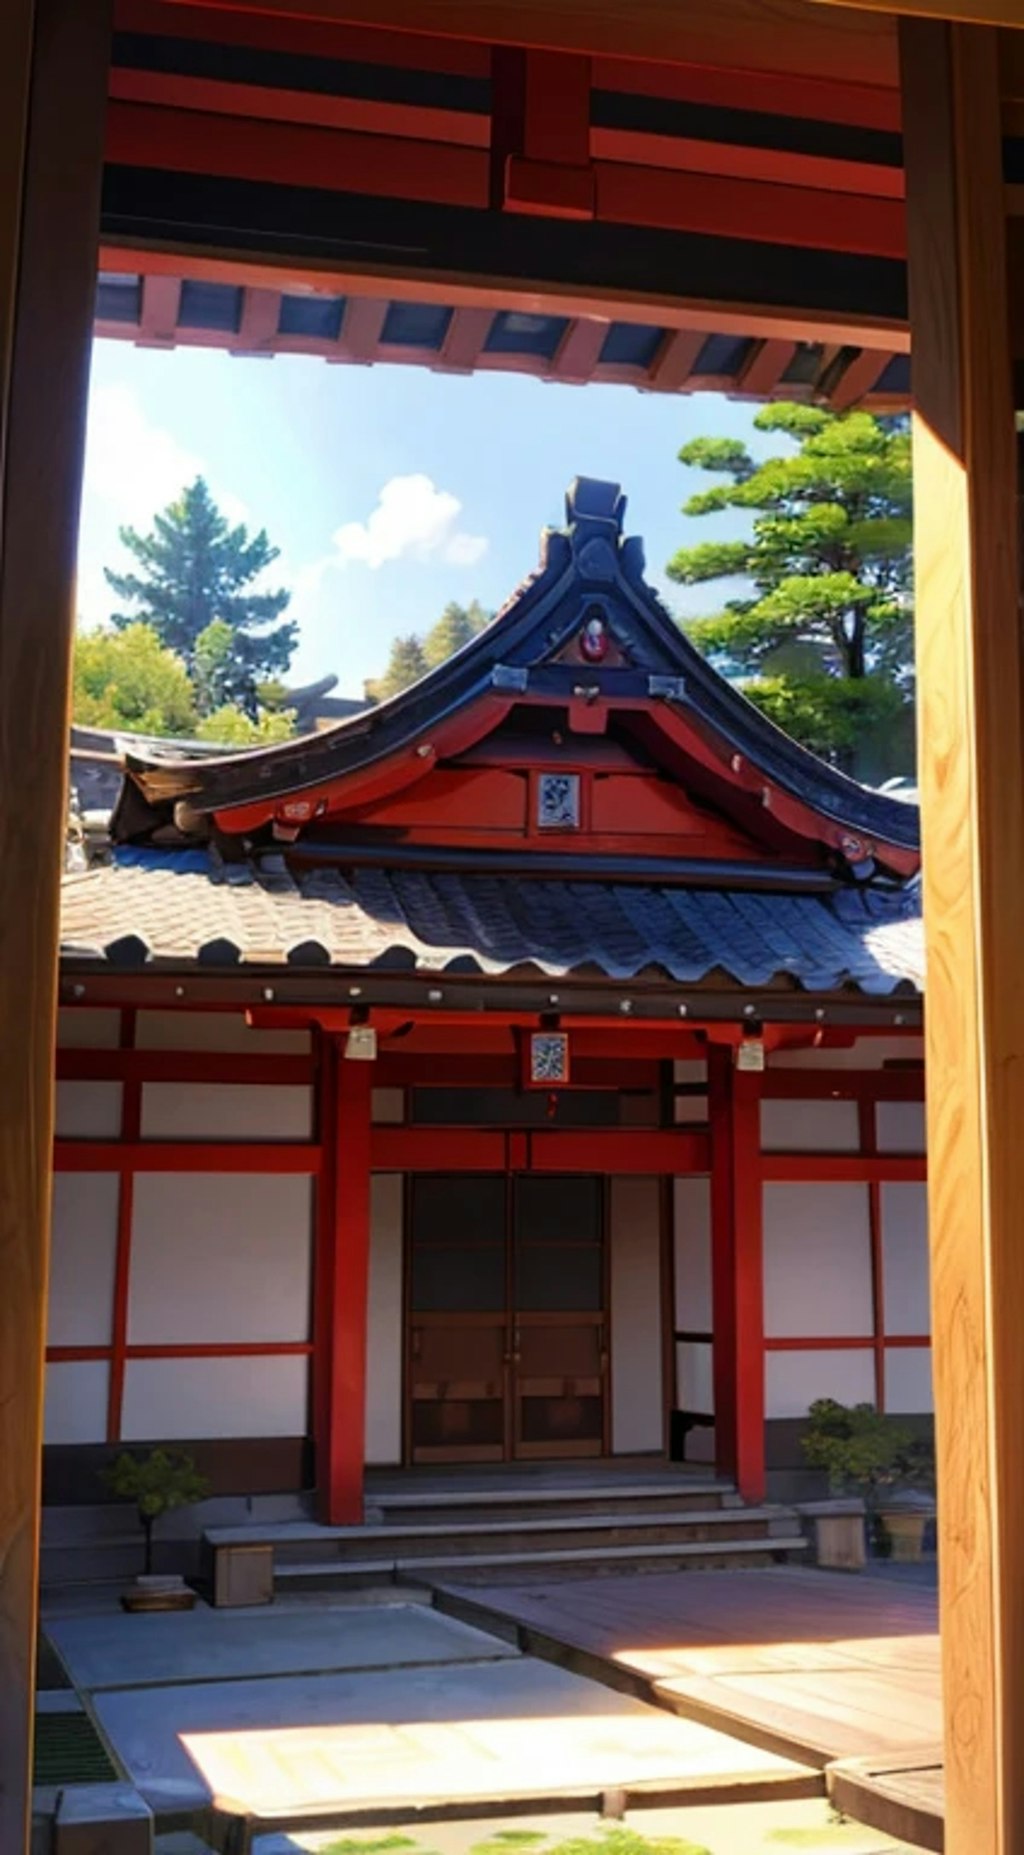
[436,1566,944,1846]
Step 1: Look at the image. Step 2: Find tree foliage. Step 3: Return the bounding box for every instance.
[666,404,914,780]
[73,622,295,744]
[105,477,296,718]
[366,603,491,702]
[73,623,199,737]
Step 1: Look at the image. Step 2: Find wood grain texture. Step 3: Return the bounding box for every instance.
[902,20,1024,1855]
[0,2,109,1848]
[160,0,899,87]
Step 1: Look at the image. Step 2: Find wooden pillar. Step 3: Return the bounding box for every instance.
[319,1044,373,1526]
[0,2,109,1847]
[902,21,1024,1854]
[709,1047,765,1504]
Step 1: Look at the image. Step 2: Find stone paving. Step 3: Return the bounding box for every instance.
[42,1592,808,1824]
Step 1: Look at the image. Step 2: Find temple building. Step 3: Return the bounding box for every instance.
[52,478,926,1527]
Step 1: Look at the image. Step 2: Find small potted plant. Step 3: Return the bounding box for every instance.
[876,1430,936,1562]
[801,1399,922,1569]
[102,1448,209,1611]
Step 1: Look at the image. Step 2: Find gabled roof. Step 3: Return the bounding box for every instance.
[119,477,919,875]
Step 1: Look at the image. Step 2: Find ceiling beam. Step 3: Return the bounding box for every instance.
[158,0,899,89]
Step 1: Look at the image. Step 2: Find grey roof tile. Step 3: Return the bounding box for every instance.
[59,850,924,995]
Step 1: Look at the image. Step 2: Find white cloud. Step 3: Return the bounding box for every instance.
[333,474,488,571]
[81,383,248,530]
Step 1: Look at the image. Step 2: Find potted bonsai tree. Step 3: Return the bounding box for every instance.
[801,1399,927,1567]
[102,1448,209,1611]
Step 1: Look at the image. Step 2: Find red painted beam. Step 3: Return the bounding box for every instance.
[589,56,901,133]
[710,1047,765,1504]
[492,47,595,220]
[137,272,180,347]
[734,338,799,399]
[52,1141,322,1172]
[591,128,904,203]
[56,1050,315,1083]
[109,66,490,149]
[108,1009,139,1442]
[594,161,906,260]
[325,1051,372,1525]
[828,346,893,409]
[762,1068,924,1101]
[761,1153,926,1182]
[530,1129,709,1173]
[104,99,489,210]
[434,305,493,373]
[114,0,493,76]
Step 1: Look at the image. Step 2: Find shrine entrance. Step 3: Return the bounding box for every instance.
[407,1173,608,1464]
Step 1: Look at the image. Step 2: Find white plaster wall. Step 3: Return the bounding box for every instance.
[55,1081,123,1138]
[885,1347,934,1413]
[676,1341,714,1415]
[760,1099,860,1153]
[56,1008,121,1048]
[881,1182,930,1335]
[673,1177,712,1331]
[765,1348,875,1419]
[140,1082,313,1140]
[44,1361,109,1443]
[673,1060,709,1124]
[610,1176,663,1454]
[365,1174,404,1465]
[764,1183,873,1338]
[770,1037,924,1069]
[876,1102,927,1154]
[136,1010,309,1052]
[47,1173,119,1347]
[372,1089,405,1126]
[128,1174,312,1345]
[121,1356,309,1439]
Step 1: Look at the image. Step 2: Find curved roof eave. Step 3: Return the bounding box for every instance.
[121,477,920,858]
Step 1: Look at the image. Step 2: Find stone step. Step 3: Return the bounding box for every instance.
[274,1533,808,1590]
[268,1506,796,1564]
[367,1482,740,1527]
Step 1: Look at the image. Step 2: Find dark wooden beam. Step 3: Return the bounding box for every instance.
[902,19,1024,1854]
[0,1,110,1847]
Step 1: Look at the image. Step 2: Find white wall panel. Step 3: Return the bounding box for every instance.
[366,1175,404,1465]
[372,1089,405,1125]
[885,1347,933,1414]
[136,1010,309,1052]
[764,1183,873,1338]
[876,1102,927,1154]
[770,1037,924,1069]
[56,1008,121,1048]
[121,1355,308,1439]
[676,1341,714,1415]
[44,1361,109,1443]
[673,1095,709,1125]
[760,1099,860,1153]
[129,1174,312,1344]
[140,1082,312,1140]
[881,1183,930,1335]
[673,1177,712,1331]
[47,1173,119,1346]
[55,1081,122,1138]
[765,1348,875,1419]
[673,1060,708,1084]
[610,1177,663,1454]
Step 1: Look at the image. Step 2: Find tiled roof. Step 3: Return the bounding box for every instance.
[60,849,923,995]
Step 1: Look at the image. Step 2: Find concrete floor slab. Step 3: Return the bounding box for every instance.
[47,1602,513,1691]
[91,1655,806,1818]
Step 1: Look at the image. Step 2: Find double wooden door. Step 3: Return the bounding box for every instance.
[407,1174,607,1462]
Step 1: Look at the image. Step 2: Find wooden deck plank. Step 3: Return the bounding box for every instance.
[435,1566,944,1838]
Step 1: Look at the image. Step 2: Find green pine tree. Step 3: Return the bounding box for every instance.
[365,633,430,703]
[666,404,914,782]
[422,599,491,668]
[104,477,296,720]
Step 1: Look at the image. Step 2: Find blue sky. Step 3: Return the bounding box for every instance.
[77,339,767,698]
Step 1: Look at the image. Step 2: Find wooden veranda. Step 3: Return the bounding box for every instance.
[3,0,1024,1851]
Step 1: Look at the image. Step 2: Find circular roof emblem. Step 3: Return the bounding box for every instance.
[580,615,609,662]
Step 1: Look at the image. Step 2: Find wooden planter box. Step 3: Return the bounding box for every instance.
[797,1500,866,1571]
